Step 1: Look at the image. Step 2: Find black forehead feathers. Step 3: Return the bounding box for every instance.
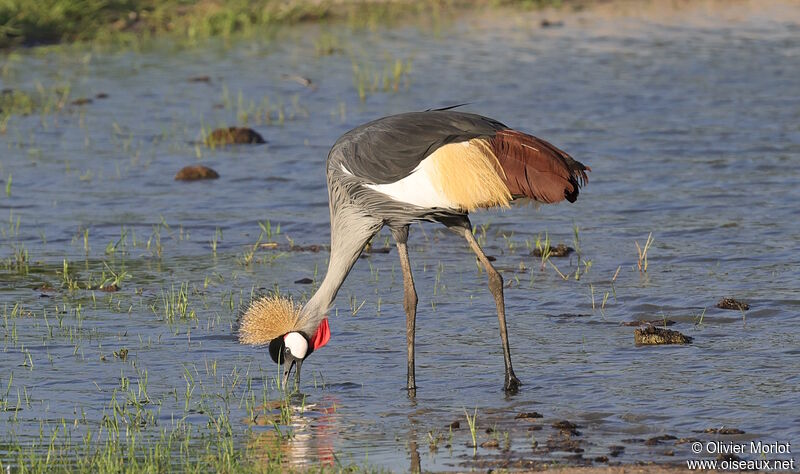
[268,337,285,364]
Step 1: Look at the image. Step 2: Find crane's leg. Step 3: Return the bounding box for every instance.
[393,226,418,392]
[463,228,521,393]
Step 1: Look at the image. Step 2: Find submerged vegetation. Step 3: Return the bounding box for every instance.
[0,85,71,132]
[351,56,413,102]
[0,177,682,470]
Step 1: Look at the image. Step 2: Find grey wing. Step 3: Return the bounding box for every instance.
[328,111,507,184]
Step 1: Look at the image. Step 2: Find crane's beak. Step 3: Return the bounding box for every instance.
[281,356,303,391]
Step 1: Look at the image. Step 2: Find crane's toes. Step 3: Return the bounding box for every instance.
[504,374,521,393]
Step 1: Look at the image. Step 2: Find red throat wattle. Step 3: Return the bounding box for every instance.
[310,318,331,350]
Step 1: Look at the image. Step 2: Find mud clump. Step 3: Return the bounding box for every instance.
[515,412,543,420]
[531,243,573,258]
[717,297,749,311]
[205,127,266,147]
[675,437,701,444]
[541,19,565,28]
[552,420,581,436]
[175,165,220,181]
[634,325,693,345]
[71,97,92,106]
[480,439,500,449]
[608,445,625,457]
[546,436,583,453]
[294,278,313,284]
[704,427,745,435]
[645,434,677,445]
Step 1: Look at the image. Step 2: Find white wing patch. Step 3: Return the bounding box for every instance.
[365,155,459,210]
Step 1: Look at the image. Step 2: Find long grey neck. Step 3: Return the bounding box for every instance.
[298,205,381,334]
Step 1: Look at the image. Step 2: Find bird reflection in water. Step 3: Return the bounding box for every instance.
[245,394,338,468]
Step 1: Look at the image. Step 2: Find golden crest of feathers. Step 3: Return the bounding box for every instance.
[238,295,302,345]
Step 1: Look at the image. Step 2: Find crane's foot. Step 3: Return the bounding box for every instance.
[407,368,416,391]
[406,380,417,398]
[504,372,521,393]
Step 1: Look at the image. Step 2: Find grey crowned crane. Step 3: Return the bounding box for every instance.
[239,109,589,393]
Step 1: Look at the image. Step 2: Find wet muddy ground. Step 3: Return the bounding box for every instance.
[1,0,799,471]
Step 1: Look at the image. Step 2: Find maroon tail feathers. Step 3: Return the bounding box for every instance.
[489,129,589,204]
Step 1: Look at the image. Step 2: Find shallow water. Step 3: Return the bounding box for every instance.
[1,0,799,470]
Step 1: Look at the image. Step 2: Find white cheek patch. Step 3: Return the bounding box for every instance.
[284,332,308,359]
